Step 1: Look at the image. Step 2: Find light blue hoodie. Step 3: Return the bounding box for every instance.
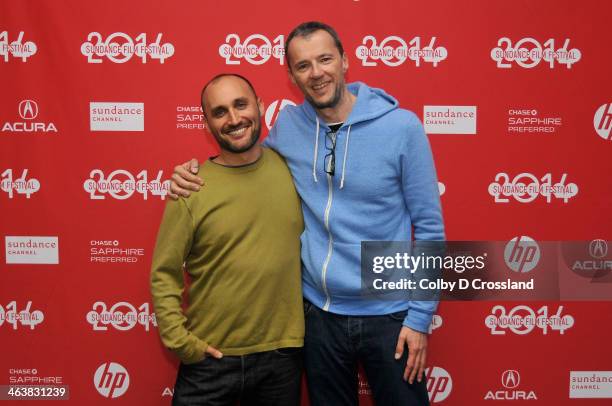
[264,82,445,333]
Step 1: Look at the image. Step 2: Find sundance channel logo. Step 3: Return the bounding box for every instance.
[569,371,612,399]
[423,106,476,135]
[5,236,59,264]
[90,102,144,132]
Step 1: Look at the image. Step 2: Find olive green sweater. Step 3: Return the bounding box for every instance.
[151,148,304,364]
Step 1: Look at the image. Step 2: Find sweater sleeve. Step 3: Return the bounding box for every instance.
[150,198,208,363]
[400,112,446,333]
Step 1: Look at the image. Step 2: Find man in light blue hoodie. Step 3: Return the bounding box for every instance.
[170,21,444,406]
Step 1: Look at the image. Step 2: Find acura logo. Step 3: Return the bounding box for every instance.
[18,100,39,120]
[501,370,520,389]
[589,239,608,259]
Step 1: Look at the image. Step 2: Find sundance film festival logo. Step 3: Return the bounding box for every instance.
[81,32,174,64]
[594,103,612,141]
[5,236,58,264]
[219,33,285,65]
[491,37,581,69]
[488,172,578,204]
[0,31,37,62]
[504,236,540,273]
[356,35,447,67]
[86,302,157,332]
[90,102,144,132]
[0,301,44,330]
[94,362,129,398]
[484,370,537,400]
[265,99,296,130]
[424,106,476,134]
[426,366,452,403]
[83,169,170,200]
[2,100,58,133]
[508,109,562,134]
[176,105,204,130]
[485,305,574,335]
[1,169,40,198]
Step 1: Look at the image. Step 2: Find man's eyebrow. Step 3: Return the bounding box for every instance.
[209,97,251,114]
[294,53,335,65]
[210,105,227,114]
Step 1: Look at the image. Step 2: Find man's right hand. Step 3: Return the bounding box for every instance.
[169,158,203,200]
[205,344,223,359]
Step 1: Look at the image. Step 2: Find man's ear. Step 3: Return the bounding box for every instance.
[257,98,265,116]
[342,52,349,73]
[288,66,297,85]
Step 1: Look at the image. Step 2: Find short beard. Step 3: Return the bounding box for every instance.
[305,80,344,110]
[212,120,261,154]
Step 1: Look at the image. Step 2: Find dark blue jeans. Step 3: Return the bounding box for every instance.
[172,348,302,406]
[303,301,430,406]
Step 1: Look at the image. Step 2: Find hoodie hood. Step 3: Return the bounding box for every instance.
[303,82,399,188]
[300,82,399,128]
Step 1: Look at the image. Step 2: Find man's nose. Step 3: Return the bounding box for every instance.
[310,62,323,78]
[228,108,241,125]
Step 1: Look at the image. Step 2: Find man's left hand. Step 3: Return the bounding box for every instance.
[394,326,427,384]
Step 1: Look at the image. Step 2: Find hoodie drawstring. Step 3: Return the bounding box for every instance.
[340,125,351,189]
[312,116,320,183]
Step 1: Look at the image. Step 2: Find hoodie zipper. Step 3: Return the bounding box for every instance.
[320,171,334,310]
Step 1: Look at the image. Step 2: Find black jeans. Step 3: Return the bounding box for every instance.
[303,301,430,406]
[172,348,302,406]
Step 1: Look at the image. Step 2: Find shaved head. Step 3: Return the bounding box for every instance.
[201,73,257,115]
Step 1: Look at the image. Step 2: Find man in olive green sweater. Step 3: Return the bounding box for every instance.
[151,74,304,406]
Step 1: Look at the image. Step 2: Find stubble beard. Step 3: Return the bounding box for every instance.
[213,120,261,154]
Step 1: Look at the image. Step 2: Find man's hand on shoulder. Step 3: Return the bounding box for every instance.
[395,326,428,384]
[169,158,204,200]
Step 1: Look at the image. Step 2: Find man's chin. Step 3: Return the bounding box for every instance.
[230,145,255,154]
[312,99,337,110]
[223,136,260,154]
[308,92,341,110]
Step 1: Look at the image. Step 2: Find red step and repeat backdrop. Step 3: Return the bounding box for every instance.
[1,0,611,404]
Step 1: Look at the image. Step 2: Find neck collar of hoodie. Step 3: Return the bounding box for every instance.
[301,82,399,130]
